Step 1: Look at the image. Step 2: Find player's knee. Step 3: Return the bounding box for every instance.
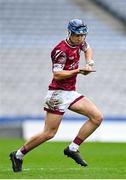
[92,112,103,126]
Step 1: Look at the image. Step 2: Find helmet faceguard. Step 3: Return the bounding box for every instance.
[68,19,88,35]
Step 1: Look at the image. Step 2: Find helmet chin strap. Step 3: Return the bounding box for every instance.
[68,31,71,38]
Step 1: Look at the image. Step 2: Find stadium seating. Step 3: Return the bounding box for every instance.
[1,0,126,117]
[94,0,126,24]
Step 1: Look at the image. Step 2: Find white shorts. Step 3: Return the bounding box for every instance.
[44,90,84,115]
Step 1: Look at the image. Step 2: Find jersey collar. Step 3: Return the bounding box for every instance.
[65,39,79,48]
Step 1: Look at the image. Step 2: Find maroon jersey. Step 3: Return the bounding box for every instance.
[49,40,90,91]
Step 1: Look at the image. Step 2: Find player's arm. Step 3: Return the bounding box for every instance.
[53,69,79,80]
[84,47,93,65]
[53,68,96,80]
[82,46,95,75]
[81,42,95,70]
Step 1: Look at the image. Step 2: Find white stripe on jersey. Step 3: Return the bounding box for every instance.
[54,50,63,59]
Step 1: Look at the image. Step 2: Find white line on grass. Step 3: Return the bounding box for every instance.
[1,167,126,173]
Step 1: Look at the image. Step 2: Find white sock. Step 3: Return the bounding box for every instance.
[16,149,24,160]
[69,142,79,152]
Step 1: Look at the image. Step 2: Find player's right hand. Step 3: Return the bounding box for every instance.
[78,67,96,75]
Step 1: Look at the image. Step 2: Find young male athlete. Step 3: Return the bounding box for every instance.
[10,19,103,172]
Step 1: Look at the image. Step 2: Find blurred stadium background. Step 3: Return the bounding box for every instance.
[0,0,126,141]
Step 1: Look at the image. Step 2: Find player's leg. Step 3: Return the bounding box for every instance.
[21,112,63,152]
[69,96,103,141]
[10,112,63,172]
[64,96,103,166]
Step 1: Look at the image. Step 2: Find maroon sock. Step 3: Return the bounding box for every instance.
[73,136,83,145]
[20,146,29,155]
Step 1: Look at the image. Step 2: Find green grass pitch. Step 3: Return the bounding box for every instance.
[0,138,126,179]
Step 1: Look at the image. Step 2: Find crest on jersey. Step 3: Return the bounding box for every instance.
[69,56,74,60]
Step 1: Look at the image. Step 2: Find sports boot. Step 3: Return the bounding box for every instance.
[64,146,87,167]
[9,151,23,172]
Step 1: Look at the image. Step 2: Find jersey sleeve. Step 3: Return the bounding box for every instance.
[51,49,67,72]
[80,41,90,52]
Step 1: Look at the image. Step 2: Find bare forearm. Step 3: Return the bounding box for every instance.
[53,69,79,80]
[85,47,93,63]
